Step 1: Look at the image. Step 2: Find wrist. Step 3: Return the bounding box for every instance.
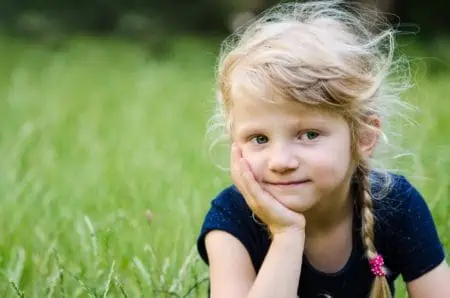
[270,220,306,238]
[272,228,306,243]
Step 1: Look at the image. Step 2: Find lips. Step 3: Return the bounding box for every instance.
[265,179,311,186]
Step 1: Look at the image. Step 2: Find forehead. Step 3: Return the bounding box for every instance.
[230,94,339,128]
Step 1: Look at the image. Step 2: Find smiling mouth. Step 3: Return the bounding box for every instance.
[265,180,311,186]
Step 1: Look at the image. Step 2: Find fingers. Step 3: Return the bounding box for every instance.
[230,144,243,188]
[239,157,284,216]
[239,158,266,204]
[230,144,258,209]
[231,144,271,214]
[230,144,306,233]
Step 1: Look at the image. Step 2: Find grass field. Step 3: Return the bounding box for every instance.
[0,35,448,297]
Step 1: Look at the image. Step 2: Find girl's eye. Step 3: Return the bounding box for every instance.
[300,130,320,141]
[251,135,269,144]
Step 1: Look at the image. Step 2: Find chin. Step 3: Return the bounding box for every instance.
[263,183,319,212]
[283,197,317,213]
[270,191,318,213]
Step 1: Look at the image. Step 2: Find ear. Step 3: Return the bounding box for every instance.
[358,115,380,158]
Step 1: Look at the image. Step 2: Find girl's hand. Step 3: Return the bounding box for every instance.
[231,144,306,236]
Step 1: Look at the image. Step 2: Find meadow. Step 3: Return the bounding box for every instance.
[0,35,448,297]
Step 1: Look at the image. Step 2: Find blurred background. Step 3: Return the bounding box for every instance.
[2,0,450,73]
[1,0,450,47]
[0,0,449,297]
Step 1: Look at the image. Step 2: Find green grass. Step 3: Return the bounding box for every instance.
[0,36,448,297]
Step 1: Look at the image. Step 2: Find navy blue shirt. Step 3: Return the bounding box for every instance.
[197,173,445,297]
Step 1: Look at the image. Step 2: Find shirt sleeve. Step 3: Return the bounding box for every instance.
[389,175,446,283]
[196,186,264,270]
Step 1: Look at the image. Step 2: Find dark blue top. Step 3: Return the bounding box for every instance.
[197,173,445,298]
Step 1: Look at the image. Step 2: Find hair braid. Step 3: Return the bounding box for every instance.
[355,163,391,298]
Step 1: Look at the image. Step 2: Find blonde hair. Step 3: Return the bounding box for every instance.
[208,1,412,297]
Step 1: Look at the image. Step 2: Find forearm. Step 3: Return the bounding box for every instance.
[247,230,305,298]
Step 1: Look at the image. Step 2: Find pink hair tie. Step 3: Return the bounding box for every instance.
[369,254,386,277]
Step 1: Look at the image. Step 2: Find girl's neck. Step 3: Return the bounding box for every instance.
[303,200,355,274]
[304,180,354,238]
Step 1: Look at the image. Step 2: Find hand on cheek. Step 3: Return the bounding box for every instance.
[230,143,306,235]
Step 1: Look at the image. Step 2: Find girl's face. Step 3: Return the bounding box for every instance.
[230,95,355,214]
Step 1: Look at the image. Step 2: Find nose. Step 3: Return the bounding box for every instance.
[267,144,299,173]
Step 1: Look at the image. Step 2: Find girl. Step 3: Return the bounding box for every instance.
[197,1,450,297]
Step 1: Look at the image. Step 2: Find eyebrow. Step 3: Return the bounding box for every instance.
[235,117,330,135]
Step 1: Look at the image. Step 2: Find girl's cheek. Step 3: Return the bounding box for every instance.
[309,152,349,180]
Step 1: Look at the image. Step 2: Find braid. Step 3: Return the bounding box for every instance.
[355,163,392,298]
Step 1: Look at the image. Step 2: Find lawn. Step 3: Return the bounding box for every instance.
[0,35,448,297]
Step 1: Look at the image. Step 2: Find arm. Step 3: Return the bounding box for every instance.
[407,260,450,298]
[387,175,448,296]
[206,229,304,298]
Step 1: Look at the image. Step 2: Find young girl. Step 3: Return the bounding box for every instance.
[197,1,450,297]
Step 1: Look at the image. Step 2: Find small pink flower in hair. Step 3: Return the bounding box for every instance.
[369,254,386,277]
